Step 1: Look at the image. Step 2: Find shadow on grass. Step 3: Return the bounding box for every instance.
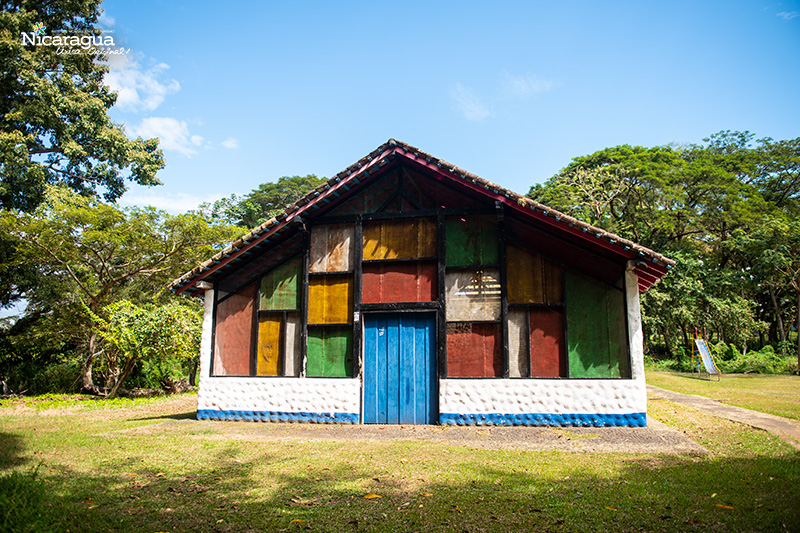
[30,444,800,532]
[0,432,28,469]
[134,411,197,422]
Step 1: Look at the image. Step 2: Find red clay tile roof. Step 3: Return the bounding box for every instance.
[169,139,675,296]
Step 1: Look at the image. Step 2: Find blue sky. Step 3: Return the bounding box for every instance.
[99,0,800,213]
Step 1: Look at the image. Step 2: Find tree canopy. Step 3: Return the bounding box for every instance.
[0,0,164,211]
[530,131,800,366]
[201,174,326,228]
[0,186,242,392]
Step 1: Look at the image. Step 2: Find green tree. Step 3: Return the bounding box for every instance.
[202,174,326,228]
[0,186,242,392]
[87,299,201,398]
[531,131,799,367]
[729,216,800,364]
[0,0,164,210]
[529,145,689,250]
[1,0,166,308]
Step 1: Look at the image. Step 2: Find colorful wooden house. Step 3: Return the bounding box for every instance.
[169,140,674,426]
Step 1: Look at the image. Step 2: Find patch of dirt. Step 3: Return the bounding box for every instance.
[104,415,708,454]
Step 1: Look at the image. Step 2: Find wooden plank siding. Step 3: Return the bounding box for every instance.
[506,244,563,304]
[256,314,282,376]
[362,261,437,303]
[308,274,353,325]
[565,271,630,378]
[255,312,302,377]
[529,307,566,377]
[212,282,258,376]
[309,224,354,273]
[446,322,502,377]
[307,326,353,377]
[260,256,302,310]
[362,218,437,260]
[445,269,501,322]
[507,308,530,377]
[445,215,499,266]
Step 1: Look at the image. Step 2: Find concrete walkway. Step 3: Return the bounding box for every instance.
[647,384,800,450]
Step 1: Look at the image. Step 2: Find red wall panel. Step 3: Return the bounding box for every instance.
[362,261,437,303]
[213,282,257,376]
[446,322,502,377]
[529,308,565,378]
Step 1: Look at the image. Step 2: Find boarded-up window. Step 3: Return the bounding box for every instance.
[307,326,353,377]
[565,271,629,378]
[310,224,354,273]
[446,322,502,377]
[446,215,499,266]
[445,269,501,322]
[362,261,437,303]
[256,312,301,376]
[260,256,301,310]
[362,218,436,260]
[213,282,257,376]
[308,275,353,324]
[506,244,563,304]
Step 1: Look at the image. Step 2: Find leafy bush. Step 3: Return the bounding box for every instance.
[0,468,55,533]
[717,345,798,374]
[29,361,81,394]
[645,342,797,374]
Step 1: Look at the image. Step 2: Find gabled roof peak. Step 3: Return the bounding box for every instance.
[169,139,674,296]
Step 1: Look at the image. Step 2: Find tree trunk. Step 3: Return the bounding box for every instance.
[108,357,137,399]
[768,286,787,354]
[81,331,99,394]
[661,326,673,357]
[796,291,800,372]
[189,358,198,387]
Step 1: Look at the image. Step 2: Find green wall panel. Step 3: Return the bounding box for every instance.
[306,326,353,377]
[565,271,629,378]
[446,215,499,266]
[260,256,301,310]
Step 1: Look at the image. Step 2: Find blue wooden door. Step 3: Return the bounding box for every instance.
[363,313,436,424]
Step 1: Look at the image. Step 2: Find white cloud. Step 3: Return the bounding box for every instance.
[104,53,180,112]
[777,11,799,20]
[118,192,228,214]
[452,83,494,121]
[501,73,556,99]
[99,11,115,27]
[221,137,239,149]
[130,117,200,157]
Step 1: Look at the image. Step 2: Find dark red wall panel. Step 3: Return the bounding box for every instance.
[529,308,565,378]
[362,261,437,303]
[213,282,257,376]
[446,322,502,377]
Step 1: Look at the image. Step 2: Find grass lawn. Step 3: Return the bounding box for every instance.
[646,370,800,420]
[0,393,798,532]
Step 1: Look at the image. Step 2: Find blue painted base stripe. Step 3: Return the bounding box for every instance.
[439,412,647,427]
[197,409,358,424]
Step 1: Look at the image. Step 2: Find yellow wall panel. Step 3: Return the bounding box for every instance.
[363,218,436,260]
[308,275,353,324]
[256,315,282,376]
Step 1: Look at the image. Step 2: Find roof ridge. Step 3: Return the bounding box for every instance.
[168,139,674,294]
